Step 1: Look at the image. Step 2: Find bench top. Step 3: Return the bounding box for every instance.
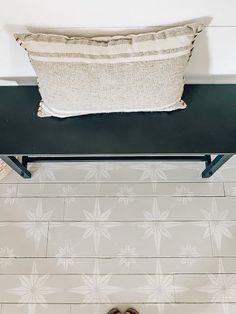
[0,84,236,155]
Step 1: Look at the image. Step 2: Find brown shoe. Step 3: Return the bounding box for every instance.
[107,308,121,314]
[126,308,139,314]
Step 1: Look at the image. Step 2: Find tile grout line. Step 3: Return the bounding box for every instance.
[209,222,218,258]
[2,272,236,276]
[45,222,50,257]
[1,256,236,259]
[3,220,236,222]
[172,273,178,303]
[15,184,19,198]
[2,302,236,304]
[0,256,235,259]
[223,182,227,196]
[40,254,236,258]
[208,221,215,257]
[63,198,66,221]
[1,195,236,199]
[1,194,235,199]
[0,195,228,198]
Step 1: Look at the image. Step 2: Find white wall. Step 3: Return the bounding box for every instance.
[0,0,236,82]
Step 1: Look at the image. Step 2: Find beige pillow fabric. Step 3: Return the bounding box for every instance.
[15,23,204,118]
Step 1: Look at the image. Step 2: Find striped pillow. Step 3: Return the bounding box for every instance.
[15,23,204,118]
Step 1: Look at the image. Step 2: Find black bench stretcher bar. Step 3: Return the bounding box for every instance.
[0,84,235,179]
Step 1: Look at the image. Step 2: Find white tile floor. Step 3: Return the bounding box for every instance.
[1,159,236,314]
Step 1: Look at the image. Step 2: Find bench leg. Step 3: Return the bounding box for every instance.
[202,154,234,178]
[0,156,31,179]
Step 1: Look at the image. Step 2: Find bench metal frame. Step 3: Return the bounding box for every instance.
[1,154,234,179]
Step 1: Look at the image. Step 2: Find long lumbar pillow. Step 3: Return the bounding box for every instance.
[15,23,204,118]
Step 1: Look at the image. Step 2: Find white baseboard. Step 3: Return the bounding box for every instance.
[185,75,236,84]
[0,80,19,86]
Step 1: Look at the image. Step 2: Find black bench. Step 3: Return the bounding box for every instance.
[0,84,235,179]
